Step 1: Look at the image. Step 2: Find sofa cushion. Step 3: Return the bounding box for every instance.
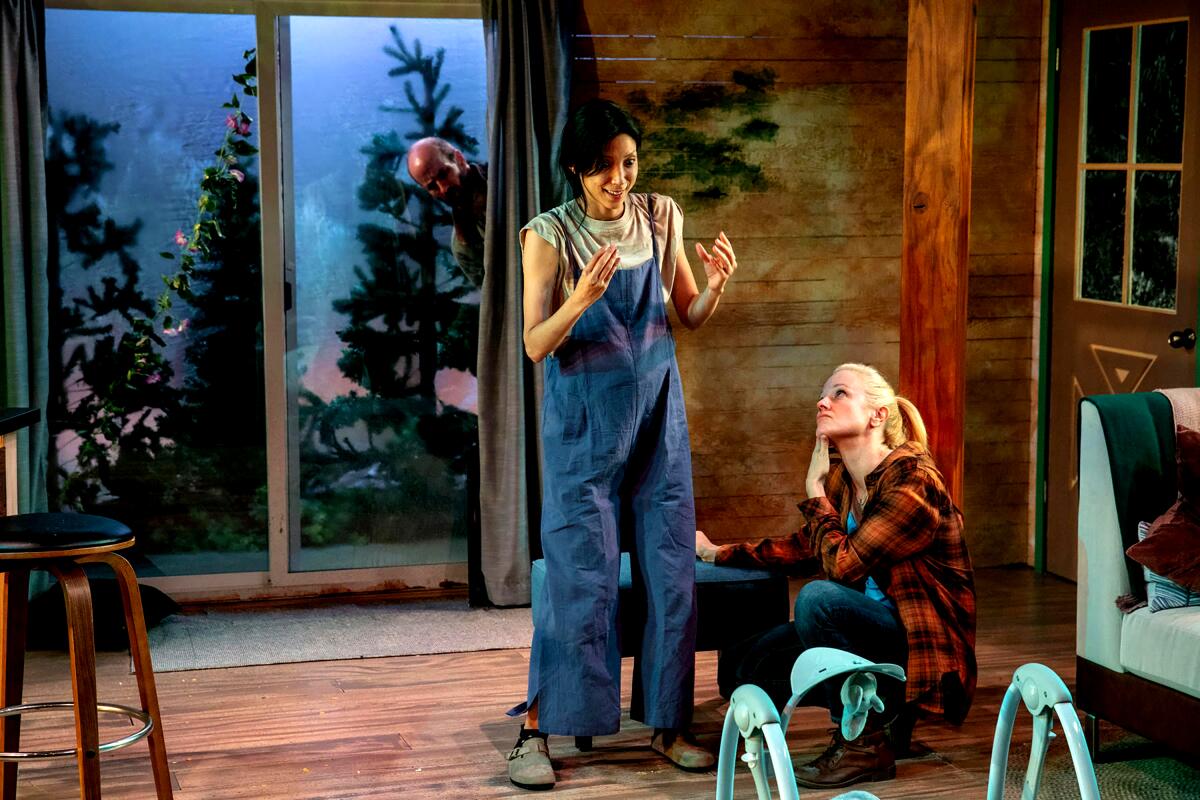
[1134,522,1200,612]
[1120,605,1200,700]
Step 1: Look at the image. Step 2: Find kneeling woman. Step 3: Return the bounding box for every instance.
[695,363,976,790]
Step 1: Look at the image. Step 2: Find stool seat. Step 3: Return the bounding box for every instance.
[0,513,133,554]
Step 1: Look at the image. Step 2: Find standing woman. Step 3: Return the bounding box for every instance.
[505,99,737,790]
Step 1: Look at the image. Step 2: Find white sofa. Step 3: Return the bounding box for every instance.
[1076,393,1200,758]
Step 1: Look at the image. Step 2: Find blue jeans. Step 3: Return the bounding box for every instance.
[717,580,908,719]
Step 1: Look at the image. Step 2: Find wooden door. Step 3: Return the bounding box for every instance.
[1047,0,1200,578]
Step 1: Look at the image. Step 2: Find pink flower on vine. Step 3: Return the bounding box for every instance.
[225,113,238,131]
[163,318,191,336]
[145,373,162,385]
[174,229,187,247]
[229,169,245,183]
[237,118,251,136]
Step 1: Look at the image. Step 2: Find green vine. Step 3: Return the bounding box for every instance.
[148,48,259,362]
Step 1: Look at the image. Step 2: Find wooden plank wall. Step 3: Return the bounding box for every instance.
[967,0,1043,565]
[571,0,1043,566]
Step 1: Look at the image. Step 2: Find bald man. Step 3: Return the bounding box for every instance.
[406,137,488,288]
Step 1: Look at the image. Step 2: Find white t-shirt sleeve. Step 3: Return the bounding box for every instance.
[520,212,562,251]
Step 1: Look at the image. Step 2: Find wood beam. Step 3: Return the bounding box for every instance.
[900,0,977,504]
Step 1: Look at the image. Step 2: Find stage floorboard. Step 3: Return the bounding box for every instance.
[12,566,1078,798]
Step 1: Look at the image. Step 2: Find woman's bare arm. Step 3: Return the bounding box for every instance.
[522,234,621,362]
[670,232,737,329]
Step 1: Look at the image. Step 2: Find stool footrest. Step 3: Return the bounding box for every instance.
[0,701,154,761]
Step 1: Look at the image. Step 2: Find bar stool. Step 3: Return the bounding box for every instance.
[0,512,172,799]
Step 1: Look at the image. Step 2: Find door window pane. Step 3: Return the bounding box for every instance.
[1130,170,1181,309]
[45,10,266,576]
[1137,22,1188,164]
[284,18,486,572]
[1085,27,1133,163]
[1079,170,1127,303]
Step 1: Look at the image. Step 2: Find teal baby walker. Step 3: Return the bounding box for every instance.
[714,647,1102,800]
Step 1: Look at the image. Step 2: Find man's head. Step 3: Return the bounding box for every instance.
[406,137,470,204]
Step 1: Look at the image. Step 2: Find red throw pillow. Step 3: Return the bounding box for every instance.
[1128,498,1200,593]
[1176,424,1200,501]
[1124,425,1200,594]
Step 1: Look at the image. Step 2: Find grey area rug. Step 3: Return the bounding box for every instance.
[1003,738,1200,799]
[147,600,533,672]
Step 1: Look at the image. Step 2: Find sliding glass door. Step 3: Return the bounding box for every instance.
[279,16,484,573]
[43,0,484,598]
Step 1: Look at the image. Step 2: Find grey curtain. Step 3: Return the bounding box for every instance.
[1,0,50,515]
[477,0,573,606]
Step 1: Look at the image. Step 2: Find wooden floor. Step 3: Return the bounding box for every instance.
[11,567,1077,799]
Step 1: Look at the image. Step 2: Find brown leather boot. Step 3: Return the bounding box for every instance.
[794,727,896,789]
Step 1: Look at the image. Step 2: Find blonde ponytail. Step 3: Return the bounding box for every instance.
[891,396,928,449]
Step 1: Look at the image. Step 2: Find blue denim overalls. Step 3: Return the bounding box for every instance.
[516,194,698,736]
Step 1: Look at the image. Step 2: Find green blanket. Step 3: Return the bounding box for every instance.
[1082,391,1177,598]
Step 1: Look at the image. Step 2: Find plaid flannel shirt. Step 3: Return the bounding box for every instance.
[716,441,977,722]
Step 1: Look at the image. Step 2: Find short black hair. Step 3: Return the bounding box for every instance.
[558,99,643,202]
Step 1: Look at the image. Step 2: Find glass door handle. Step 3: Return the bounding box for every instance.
[1167,328,1196,350]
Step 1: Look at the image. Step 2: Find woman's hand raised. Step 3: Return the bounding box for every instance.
[806,434,830,499]
[695,231,737,293]
[572,244,621,309]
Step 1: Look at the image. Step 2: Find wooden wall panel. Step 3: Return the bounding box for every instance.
[966,0,1043,566]
[570,0,1044,565]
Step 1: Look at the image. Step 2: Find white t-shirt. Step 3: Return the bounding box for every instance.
[521,192,685,313]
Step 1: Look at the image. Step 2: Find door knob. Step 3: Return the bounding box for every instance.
[1167,328,1196,350]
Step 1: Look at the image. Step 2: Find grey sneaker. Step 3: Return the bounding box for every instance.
[507,735,555,790]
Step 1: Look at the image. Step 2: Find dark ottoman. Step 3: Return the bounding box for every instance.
[530,552,790,656]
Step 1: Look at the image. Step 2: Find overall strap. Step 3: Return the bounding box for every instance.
[646,193,660,268]
[551,202,583,286]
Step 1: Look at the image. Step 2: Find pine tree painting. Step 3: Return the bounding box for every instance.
[628,68,780,203]
[45,111,180,519]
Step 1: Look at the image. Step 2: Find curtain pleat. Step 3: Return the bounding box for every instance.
[1,0,51,516]
[476,0,574,606]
